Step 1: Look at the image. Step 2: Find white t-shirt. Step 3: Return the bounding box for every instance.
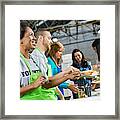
[20,56,30,87]
[31,48,49,81]
[20,54,41,87]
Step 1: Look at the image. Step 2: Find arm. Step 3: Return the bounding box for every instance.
[58,81,79,93]
[49,66,80,80]
[20,84,35,96]
[43,70,81,89]
[20,76,45,96]
[49,70,67,80]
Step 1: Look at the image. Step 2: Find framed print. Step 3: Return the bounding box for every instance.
[0,0,119,119]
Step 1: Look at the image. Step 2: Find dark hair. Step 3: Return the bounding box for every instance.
[72,49,89,68]
[92,38,100,61]
[20,20,30,40]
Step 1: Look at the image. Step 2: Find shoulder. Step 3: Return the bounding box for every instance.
[48,57,54,65]
[20,55,26,67]
[31,49,44,60]
[47,57,57,69]
[86,61,92,70]
[72,63,80,69]
[31,49,41,56]
[48,57,53,63]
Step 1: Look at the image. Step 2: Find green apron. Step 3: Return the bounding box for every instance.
[20,52,57,100]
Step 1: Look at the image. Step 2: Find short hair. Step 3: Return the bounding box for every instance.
[20,20,30,39]
[35,28,48,39]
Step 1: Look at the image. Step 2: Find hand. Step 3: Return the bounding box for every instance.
[63,66,73,74]
[67,71,81,80]
[63,66,80,74]
[71,67,80,73]
[68,84,79,93]
[31,76,45,88]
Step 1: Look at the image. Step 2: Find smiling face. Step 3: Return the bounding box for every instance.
[22,27,36,50]
[30,39,37,49]
[42,31,52,51]
[74,51,82,63]
[48,41,64,65]
[55,46,64,59]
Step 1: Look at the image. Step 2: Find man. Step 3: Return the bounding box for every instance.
[30,29,81,99]
[20,21,46,99]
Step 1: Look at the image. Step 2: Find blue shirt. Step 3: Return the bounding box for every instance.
[47,57,69,95]
[72,61,92,85]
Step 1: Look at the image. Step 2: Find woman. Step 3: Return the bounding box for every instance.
[71,49,92,98]
[47,41,78,99]
[20,21,46,99]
